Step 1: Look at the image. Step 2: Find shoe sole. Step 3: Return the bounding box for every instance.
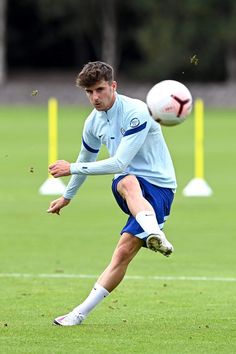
[146,235,173,257]
[53,319,62,326]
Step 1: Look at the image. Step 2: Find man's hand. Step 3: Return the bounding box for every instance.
[47,196,70,215]
[49,160,71,178]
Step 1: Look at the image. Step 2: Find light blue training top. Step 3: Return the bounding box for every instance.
[63,93,177,200]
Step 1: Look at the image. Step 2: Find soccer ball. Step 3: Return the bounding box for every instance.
[146,80,193,126]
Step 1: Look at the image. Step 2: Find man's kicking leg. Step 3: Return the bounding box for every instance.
[117,175,174,256]
[54,233,143,326]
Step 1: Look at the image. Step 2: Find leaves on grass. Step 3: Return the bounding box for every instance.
[108,305,115,310]
[55,269,64,273]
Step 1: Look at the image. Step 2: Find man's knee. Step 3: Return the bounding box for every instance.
[117,175,140,198]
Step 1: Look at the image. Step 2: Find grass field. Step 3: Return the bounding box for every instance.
[0,105,236,353]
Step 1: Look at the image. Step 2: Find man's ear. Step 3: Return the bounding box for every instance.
[112,81,117,91]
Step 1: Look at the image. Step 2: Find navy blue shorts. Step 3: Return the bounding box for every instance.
[111,175,174,242]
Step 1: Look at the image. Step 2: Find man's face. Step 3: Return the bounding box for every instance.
[85,80,117,111]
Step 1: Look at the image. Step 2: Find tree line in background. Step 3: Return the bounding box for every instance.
[1,0,236,84]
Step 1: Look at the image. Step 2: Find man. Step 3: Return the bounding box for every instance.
[47,61,177,326]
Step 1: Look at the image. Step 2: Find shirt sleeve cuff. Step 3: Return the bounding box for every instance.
[70,163,80,174]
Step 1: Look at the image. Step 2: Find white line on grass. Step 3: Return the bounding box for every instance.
[0,273,236,282]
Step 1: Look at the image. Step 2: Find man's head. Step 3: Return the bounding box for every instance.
[76,61,117,111]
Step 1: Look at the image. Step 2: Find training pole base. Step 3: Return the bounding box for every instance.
[39,178,66,195]
[182,177,213,197]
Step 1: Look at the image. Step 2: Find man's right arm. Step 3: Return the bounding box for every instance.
[63,144,99,199]
[47,142,100,214]
[63,117,101,200]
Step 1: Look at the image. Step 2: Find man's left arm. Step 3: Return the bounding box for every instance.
[49,112,151,177]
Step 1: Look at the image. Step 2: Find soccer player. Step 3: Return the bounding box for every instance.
[47,61,177,326]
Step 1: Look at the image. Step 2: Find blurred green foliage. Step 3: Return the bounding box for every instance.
[6,0,236,82]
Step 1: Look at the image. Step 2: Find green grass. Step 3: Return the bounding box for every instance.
[0,105,236,353]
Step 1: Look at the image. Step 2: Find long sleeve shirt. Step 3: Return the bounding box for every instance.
[63,93,177,200]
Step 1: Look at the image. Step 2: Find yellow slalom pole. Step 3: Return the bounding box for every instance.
[39,97,66,195]
[48,98,58,177]
[182,97,212,196]
[194,98,204,179]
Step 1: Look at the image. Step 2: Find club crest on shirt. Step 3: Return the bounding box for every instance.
[120,127,125,135]
[130,118,140,128]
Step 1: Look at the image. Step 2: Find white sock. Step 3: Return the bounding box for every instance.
[73,282,109,317]
[136,210,162,236]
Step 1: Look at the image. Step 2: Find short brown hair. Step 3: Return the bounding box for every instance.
[76,61,114,88]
